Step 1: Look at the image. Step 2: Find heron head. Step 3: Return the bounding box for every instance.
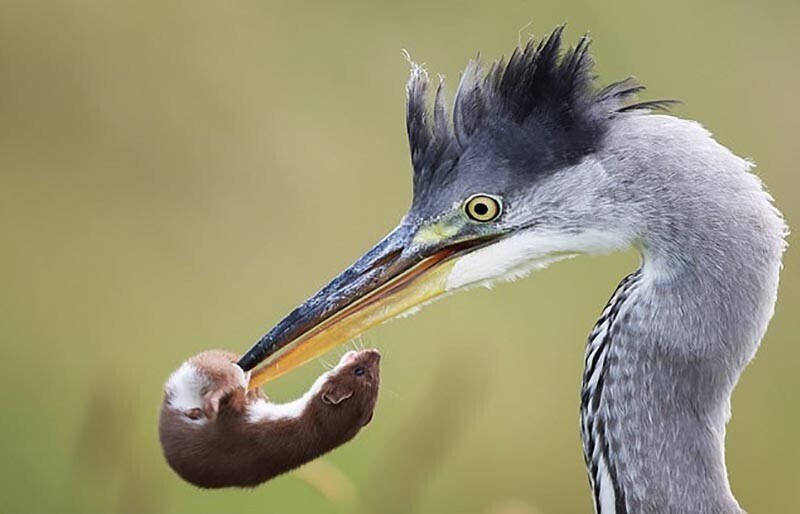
[239,27,660,386]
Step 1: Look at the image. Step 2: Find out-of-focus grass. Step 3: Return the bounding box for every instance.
[1,1,798,513]
[362,348,489,514]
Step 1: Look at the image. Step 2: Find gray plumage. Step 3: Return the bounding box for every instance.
[406,29,786,513]
[574,113,785,513]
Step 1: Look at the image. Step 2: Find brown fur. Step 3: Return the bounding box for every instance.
[159,349,380,488]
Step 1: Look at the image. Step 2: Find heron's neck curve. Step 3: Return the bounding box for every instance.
[581,115,785,513]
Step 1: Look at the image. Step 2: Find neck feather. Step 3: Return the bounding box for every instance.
[581,115,785,513]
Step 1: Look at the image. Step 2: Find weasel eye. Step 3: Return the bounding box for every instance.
[464,194,502,222]
[354,366,365,376]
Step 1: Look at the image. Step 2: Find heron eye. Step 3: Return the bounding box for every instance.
[464,194,502,222]
[354,366,365,376]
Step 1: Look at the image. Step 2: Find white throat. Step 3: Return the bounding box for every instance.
[445,227,632,291]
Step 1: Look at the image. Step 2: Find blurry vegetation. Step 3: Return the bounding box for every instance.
[362,349,489,514]
[1,1,798,513]
[70,370,166,514]
[294,459,357,511]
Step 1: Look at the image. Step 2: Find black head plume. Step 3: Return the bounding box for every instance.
[404,54,460,200]
[404,26,674,205]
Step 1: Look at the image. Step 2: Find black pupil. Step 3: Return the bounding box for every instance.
[354,367,365,376]
[473,202,490,216]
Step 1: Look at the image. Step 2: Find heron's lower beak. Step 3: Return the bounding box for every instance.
[238,223,497,389]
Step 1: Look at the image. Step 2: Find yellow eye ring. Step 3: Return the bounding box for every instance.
[464,194,503,222]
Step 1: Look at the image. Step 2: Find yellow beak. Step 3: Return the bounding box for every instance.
[237,222,499,390]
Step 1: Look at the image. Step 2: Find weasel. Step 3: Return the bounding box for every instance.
[159,348,380,488]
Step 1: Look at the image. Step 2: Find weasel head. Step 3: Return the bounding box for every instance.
[315,349,381,427]
[163,350,260,423]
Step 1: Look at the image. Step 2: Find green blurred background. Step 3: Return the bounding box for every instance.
[2,1,798,513]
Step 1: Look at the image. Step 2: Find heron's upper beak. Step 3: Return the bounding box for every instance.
[238,220,501,389]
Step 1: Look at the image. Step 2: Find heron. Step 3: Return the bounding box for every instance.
[235,27,786,513]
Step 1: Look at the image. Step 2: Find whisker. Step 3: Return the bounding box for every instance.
[382,386,401,398]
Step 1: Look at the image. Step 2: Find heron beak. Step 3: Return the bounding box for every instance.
[238,222,499,388]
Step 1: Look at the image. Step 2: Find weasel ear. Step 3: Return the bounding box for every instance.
[202,389,225,420]
[202,387,246,420]
[321,384,353,405]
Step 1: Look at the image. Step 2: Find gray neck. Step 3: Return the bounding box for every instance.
[581,115,785,513]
